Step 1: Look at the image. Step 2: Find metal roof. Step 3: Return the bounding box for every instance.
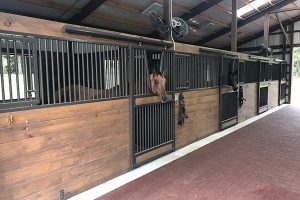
[1,0,300,49]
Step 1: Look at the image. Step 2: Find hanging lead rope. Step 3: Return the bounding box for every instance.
[178,92,188,127]
[239,86,246,108]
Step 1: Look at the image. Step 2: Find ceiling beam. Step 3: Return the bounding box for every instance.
[68,0,107,23]
[225,14,300,49]
[195,0,297,46]
[180,0,223,21]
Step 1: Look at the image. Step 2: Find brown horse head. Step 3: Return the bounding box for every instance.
[149,69,168,103]
[229,70,238,91]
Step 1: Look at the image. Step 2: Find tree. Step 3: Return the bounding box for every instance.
[2,55,16,74]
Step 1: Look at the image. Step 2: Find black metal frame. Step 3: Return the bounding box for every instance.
[278,62,288,105]
[129,45,176,169]
[257,61,270,114]
[219,55,239,130]
[0,34,40,111]
[0,31,131,112]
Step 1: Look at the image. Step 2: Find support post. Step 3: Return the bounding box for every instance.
[264,14,270,47]
[288,22,294,103]
[282,24,287,60]
[163,0,172,41]
[231,0,237,52]
[275,13,291,46]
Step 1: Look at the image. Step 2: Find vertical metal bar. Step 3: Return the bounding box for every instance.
[128,45,136,168]
[114,46,118,97]
[50,39,56,103]
[0,39,4,102]
[76,42,81,101]
[107,45,111,97]
[62,40,67,103]
[56,40,61,103]
[119,47,123,97]
[90,43,95,99]
[86,43,90,100]
[27,41,34,101]
[95,44,99,99]
[72,41,76,101]
[125,47,128,96]
[21,41,28,102]
[6,39,13,101]
[99,45,103,99]
[110,45,114,98]
[13,40,20,101]
[118,47,123,97]
[101,45,105,99]
[67,41,72,102]
[81,42,86,100]
[135,49,138,96]
[38,39,44,105]
[138,49,141,95]
[44,39,49,103]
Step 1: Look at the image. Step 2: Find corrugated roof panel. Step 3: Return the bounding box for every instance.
[202,6,232,23]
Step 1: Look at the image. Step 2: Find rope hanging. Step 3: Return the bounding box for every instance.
[178,92,188,127]
[239,86,246,108]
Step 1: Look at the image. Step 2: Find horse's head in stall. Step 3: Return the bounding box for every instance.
[229,70,238,91]
[149,69,168,103]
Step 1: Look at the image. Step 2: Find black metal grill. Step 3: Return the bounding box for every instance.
[175,54,190,90]
[0,34,39,110]
[190,54,219,89]
[37,38,128,105]
[130,46,175,167]
[132,47,174,96]
[134,102,174,155]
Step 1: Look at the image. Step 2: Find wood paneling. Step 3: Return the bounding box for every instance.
[0,99,130,200]
[268,80,279,110]
[136,144,173,165]
[238,83,258,123]
[175,89,219,149]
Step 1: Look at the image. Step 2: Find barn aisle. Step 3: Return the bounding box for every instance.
[97,106,300,200]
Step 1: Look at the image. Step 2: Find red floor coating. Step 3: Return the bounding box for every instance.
[97,106,300,200]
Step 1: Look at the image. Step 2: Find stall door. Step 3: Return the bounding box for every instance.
[219,56,239,130]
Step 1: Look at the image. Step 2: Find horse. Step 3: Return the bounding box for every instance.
[229,70,238,92]
[148,68,168,103]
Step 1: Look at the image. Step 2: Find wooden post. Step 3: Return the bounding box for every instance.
[264,14,270,47]
[288,21,294,103]
[163,0,172,41]
[231,0,237,52]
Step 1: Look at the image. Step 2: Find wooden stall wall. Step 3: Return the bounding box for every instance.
[175,88,219,149]
[238,83,258,123]
[268,80,279,110]
[0,99,130,200]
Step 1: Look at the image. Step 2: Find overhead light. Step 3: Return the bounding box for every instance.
[237,0,269,17]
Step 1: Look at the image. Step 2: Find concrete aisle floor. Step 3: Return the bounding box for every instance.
[98,106,300,200]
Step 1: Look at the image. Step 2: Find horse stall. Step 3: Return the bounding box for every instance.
[0,12,288,200]
[238,57,285,122]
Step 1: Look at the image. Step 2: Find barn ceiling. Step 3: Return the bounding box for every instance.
[1,0,300,49]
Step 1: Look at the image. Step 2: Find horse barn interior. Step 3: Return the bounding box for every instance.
[1,0,300,200]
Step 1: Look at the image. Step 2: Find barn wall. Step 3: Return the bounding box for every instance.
[0,99,130,200]
[175,88,219,149]
[238,83,258,123]
[268,80,279,110]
